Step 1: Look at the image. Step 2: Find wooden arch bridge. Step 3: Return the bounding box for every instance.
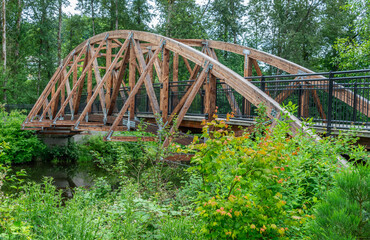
[23,30,370,146]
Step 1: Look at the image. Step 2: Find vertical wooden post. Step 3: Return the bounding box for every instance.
[148,50,154,83]
[60,71,65,117]
[160,48,170,121]
[73,49,90,115]
[301,87,309,118]
[243,53,253,116]
[172,53,179,110]
[51,79,56,115]
[129,41,136,121]
[52,76,61,117]
[204,73,217,121]
[87,63,93,113]
[105,39,112,110]
[72,55,78,104]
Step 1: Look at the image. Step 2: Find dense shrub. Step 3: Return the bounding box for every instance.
[306,164,369,239]
[46,140,80,162]
[182,107,367,239]
[0,106,46,164]
[0,177,200,239]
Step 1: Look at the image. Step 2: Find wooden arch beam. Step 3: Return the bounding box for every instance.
[27,30,304,136]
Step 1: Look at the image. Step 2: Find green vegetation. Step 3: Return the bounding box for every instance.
[0,0,368,237]
[0,178,198,239]
[0,0,368,103]
[333,0,370,70]
[0,106,46,164]
[181,106,368,239]
[307,165,369,239]
[0,106,369,239]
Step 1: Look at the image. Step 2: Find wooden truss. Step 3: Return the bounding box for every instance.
[24,30,369,147]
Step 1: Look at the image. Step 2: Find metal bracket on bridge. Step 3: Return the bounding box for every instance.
[128,32,133,40]
[202,41,209,48]
[160,39,167,59]
[102,108,107,125]
[86,40,90,54]
[75,120,80,130]
[297,70,307,80]
[122,119,136,130]
[128,32,134,48]
[271,109,278,118]
[243,49,251,71]
[160,39,167,49]
[205,62,213,83]
[106,130,113,141]
[205,62,213,73]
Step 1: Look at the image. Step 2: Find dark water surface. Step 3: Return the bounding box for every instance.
[5,160,111,197]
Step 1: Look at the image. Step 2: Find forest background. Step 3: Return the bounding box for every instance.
[0,0,368,104]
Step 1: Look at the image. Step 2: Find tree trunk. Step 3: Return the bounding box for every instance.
[15,0,22,59]
[166,1,174,37]
[38,2,45,97]
[91,0,95,35]
[57,0,62,64]
[137,0,141,25]
[115,0,118,30]
[2,0,6,102]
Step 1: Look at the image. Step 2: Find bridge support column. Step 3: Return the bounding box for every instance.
[205,73,217,121]
[105,39,112,110]
[160,48,170,122]
[300,88,309,118]
[243,51,252,117]
[172,53,179,110]
[129,41,136,121]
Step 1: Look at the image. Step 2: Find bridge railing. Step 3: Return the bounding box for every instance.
[3,104,34,113]
[241,69,370,133]
[65,69,369,134]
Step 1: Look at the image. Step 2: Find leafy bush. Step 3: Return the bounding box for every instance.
[46,140,80,162]
[306,164,369,239]
[182,105,367,239]
[0,177,200,239]
[0,106,46,164]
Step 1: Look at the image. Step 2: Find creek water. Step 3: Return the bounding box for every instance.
[5,160,111,197]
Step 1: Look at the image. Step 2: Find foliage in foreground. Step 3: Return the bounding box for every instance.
[0,106,46,164]
[307,164,369,240]
[0,177,199,240]
[182,107,368,239]
[0,105,369,239]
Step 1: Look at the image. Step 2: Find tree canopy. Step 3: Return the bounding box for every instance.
[0,0,367,103]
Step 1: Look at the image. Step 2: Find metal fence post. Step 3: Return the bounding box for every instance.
[352,82,358,123]
[201,89,205,114]
[327,71,334,135]
[298,83,302,119]
[261,75,265,92]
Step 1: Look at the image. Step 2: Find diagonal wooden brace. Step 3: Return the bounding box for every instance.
[74,36,131,129]
[105,39,165,140]
[52,36,107,123]
[163,61,210,147]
